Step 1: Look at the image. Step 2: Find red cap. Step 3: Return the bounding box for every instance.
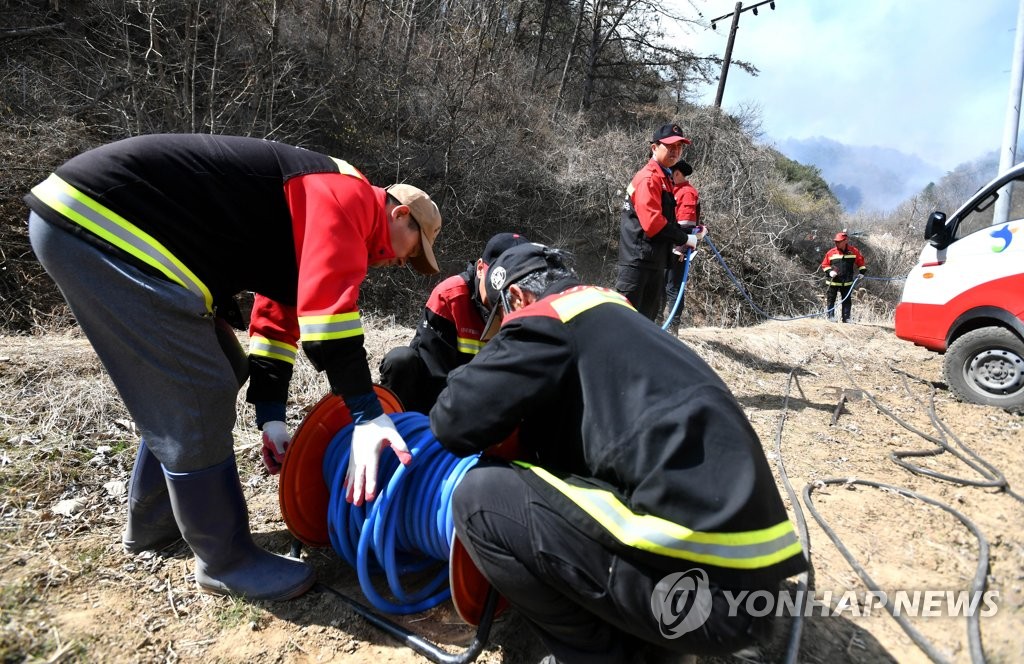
[834,232,848,242]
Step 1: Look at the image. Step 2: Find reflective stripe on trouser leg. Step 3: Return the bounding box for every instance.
[451,463,773,660]
[28,213,238,472]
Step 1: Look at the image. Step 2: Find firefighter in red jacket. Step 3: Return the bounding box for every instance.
[820,231,867,323]
[25,134,442,602]
[431,243,806,663]
[663,158,702,333]
[378,232,529,412]
[616,123,704,321]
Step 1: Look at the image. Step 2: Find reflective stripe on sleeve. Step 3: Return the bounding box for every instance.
[298,312,363,341]
[457,337,484,355]
[249,335,297,365]
[550,287,635,322]
[514,462,804,570]
[30,174,214,312]
[330,158,366,180]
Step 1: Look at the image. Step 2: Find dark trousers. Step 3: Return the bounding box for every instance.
[378,346,445,414]
[826,284,854,322]
[29,213,238,472]
[615,264,664,321]
[664,258,687,327]
[452,463,774,664]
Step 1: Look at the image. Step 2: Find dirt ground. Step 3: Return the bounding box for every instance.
[1,318,1022,664]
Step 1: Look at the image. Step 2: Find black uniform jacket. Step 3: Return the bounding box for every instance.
[432,282,807,588]
[25,134,392,403]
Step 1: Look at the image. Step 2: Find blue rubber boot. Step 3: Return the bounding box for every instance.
[122,439,181,553]
[164,455,315,600]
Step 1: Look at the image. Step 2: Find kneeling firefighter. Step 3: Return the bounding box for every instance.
[429,243,807,663]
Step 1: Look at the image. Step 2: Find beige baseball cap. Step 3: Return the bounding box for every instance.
[386,183,442,275]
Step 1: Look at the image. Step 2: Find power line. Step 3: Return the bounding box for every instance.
[710,0,777,108]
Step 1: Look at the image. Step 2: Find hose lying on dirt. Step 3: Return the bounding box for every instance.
[883,364,1024,504]
[773,370,813,664]
[792,351,1024,663]
[838,353,1023,502]
[773,354,1018,664]
[803,479,989,664]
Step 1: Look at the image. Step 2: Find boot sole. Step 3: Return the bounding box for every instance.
[197,573,316,602]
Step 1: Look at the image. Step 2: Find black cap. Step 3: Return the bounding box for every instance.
[481,242,554,340]
[671,159,694,176]
[481,232,529,266]
[651,123,692,145]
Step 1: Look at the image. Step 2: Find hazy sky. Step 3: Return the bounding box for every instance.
[674,1,1020,173]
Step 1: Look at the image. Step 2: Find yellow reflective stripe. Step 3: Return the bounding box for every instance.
[515,462,803,569]
[550,288,634,322]
[31,174,213,312]
[330,158,365,180]
[248,335,297,365]
[298,312,363,341]
[457,337,484,355]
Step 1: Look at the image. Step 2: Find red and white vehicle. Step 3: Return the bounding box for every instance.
[895,162,1024,412]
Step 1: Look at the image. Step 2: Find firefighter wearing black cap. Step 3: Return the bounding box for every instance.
[430,243,807,664]
[616,123,705,321]
[379,232,530,413]
[25,134,442,602]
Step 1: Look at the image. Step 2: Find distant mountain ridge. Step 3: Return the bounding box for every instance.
[779,136,945,213]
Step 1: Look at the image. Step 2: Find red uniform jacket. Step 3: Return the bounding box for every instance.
[820,244,867,286]
[674,180,700,225]
[618,160,690,269]
[410,270,489,379]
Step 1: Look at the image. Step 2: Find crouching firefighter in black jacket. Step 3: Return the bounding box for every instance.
[430,243,807,664]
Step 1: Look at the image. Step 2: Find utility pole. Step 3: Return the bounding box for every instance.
[710,0,777,108]
[993,0,1024,226]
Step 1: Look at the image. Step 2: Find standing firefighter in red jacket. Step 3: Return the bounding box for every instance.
[431,243,807,663]
[616,123,705,321]
[820,231,867,323]
[25,134,442,602]
[379,232,529,413]
[663,158,702,333]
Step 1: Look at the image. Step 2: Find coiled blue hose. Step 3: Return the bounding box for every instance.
[323,411,479,614]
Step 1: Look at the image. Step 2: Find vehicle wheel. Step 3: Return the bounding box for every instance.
[943,326,1024,413]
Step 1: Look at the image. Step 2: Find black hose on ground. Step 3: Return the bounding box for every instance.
[773,370,812,664]
[883,364,1024,504]
[803,479,990,664]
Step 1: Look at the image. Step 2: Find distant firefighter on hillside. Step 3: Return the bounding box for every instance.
[820,231,867,323]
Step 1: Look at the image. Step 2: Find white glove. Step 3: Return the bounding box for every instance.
[829,270,838,278]
[684,226,706,250]
[345,413,412,506]
[260,420,291,475]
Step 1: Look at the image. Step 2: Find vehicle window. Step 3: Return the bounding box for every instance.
[957,176,1024,239]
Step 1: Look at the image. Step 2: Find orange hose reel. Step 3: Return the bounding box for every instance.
[278,384,510,626]
[278,384,404,548]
